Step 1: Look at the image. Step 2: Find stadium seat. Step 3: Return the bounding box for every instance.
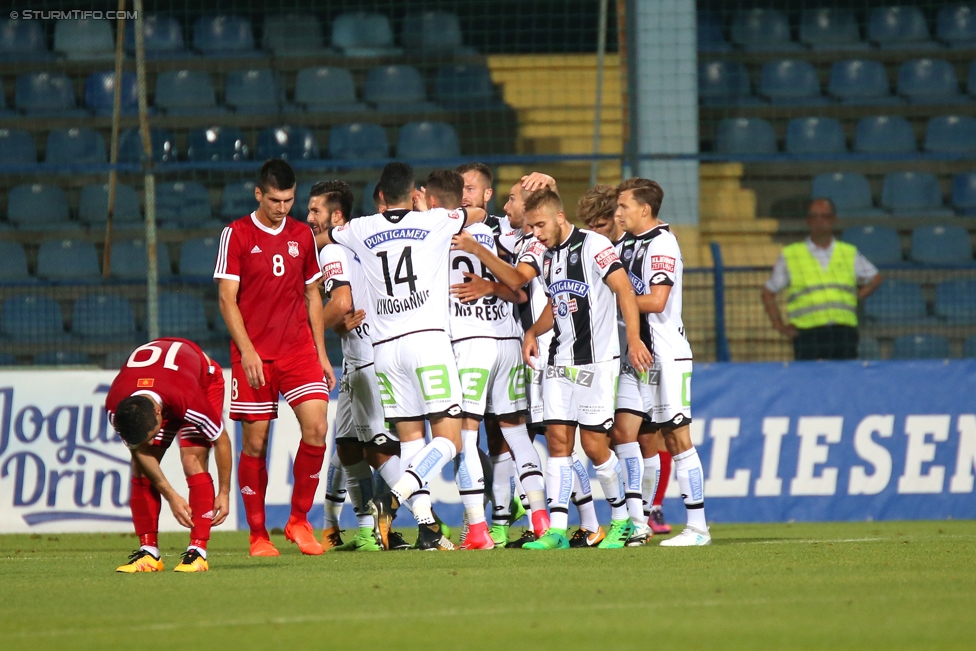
[193,16,259,57]
[952,171,976,215]
[892,335,950,360]
[118,128,178,164]
[402,12,470,54]
[434,64,505,109]
[109,240,172,280]
[842,225,903,265]
[730,9,801,51]
[0,128,36,164]
[179,238,221,279]
[85,71,140,116]
[7,183,76,230]
[697,11,732,53]
[898,59,965,104]
[869,6,940,49]
[262,15,325,56]
[15,72,86,116]
[36,240,101,282]
[785,117,847,155]
[156,181,215,227]
[225,69,284,114]
[698,61,760,106]
[965,335,976,358]
[937,5,976,48]
[397,122,461,160]
[289,181,317,221]
[911,224,974,264]
[854,116,917,154]
[78,183,141,225]
[759,60,828,105]
[858,336,881,360]
[0,18,54,61]
[154,70,224,116]
[828,60,904,105]
[221,181,259,220]
[817,172,891,220]
[331,12,402,57]
[881,172,955,218]
[0,241,32,282]
[158,292,210,340]
[935,279,976,322]
[54,18,114,60]
[33,351,91,366]
[329,123,390,161]
[800,9,867,50]
[257,126,319,161]
[925,115,976,153]
[45,128,107,165]
[714,118,777,155]
[1,295,66,341]
[294,67,366,113]
[864,280,928,322]
[364,65,440,112]
[124,15,188,58]
[72,295,138,340]
[186,127,249,162]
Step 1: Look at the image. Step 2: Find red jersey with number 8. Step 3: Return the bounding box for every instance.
[214,212,322,362]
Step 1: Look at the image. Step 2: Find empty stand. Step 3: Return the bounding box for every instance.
[45,128,107,165]
[731,9,800,51]
[331,12,401,57]
[79,183,141,224]
[842,225,903,265]
[0,18,53,61]
[1,295,65,340]
[898,59,966,104]
[187,127,249,162]
[759,60,828,105]
[220,182,259,221]
[965,335,976,358]
[364,65,440,112]
[881,172,955,218]
[124,15,188,58]
[155,71,224,115]
[33,351,91,366]
[697,11,731,53]
[938,5,976,48]
[435,64,504,109]
[0,242,32,282]
[118,128,178,164]
[800,9,867,50]
[402,12,468,54]
[225,69,283,114]
[180,238,221,280]
[864,280,929,322]
[158,292,211,340]
[854,116,917,153]
[785,118,847,155]
[329,123,390,160]
[869,6,939,50]
[72,295,138,340]
[715,118,776,155]
[257,126,319,161]
[952,171,976,215]
[85,71,140,116]
[829,60,904,105]
[935,279,976,322]
[0,128,36,165]
[858,336,882,360]
[193,15,259,57]
[262,14,325,56]
[911,225,974,264]
[397,122,461,160]
[925,115,976,153]
[109,240,172,280]
[892,334,951,359]
[156,181,215,227]
[294,67,366,113]
[699,61,758,106]
[54,18,114,60]
[15,72,86,116]
[36,240,100,282]
[7,183,75,230]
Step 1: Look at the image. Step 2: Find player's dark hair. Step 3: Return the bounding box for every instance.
[524,188,563,215]
[258,159,297,193]
[809,197,837,216]
[425,169,464,209]
[378,162,415,205]
[617,178,664,217]
[310,180,355,220]
[114,395,158,448]
[577,184,618,226]
[456,162,493,187]
[371,182,384,210]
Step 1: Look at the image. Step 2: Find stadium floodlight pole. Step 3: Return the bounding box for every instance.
[103,0,128,280]
[133,0,160,341]
[590,0,609,188]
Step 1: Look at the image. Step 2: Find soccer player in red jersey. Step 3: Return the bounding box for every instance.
[106,338,232,573]
[214,160,337,557]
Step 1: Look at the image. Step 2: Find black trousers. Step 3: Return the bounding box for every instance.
[793,325,859,361]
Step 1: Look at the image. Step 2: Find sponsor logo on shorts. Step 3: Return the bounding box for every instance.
[651,255,675,273]
[601,418,614,431]
[447,405,462,416]
[546,365,594,387]
[595,247,619,269]
[375,372,396,406]
[508,365,527,401]
[370,434,391,446]
[459,368,490,401]
[416,365,453,401]
[288,241,300,258]
[364,228,430,249]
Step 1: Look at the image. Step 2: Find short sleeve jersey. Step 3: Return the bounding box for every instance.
[214,213,322,362]
[105,338,223,442]
[484,214,520,263]
[517,235,550,330]
[541,227,624,366]
[331,207,467,344]
[319,243,372,368]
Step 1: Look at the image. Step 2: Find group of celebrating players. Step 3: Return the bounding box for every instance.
[107,157,710,573]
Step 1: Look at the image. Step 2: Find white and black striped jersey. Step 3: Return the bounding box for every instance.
[319,244,373,368]
[483,214,520,263]
[613,233,637,357]
[449,222,523,342]
[533,226,623,366]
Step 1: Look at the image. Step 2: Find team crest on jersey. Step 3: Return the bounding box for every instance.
[651,255,675,272]
[288,241,300,258]
[623,248,634,260]
[595,247,619,269]
[447,210,461,220]
[569,252,579,264]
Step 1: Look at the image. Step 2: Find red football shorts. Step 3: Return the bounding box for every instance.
[149,361,225,450]
[229,350,330,421]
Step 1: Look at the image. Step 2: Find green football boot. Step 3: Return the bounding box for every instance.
[523,528,570,550]
[510,496,527,525]
[597,519,635,549]
[489,523,510,547]
[334,526,382,552]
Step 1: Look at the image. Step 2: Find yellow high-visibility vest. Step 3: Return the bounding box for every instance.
[783,241,858,329]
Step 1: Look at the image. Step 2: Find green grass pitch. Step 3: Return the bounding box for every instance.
[1,521,973,650]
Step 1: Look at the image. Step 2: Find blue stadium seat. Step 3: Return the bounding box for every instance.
[362,180,379,214]
[78,183,141,225]
[225,69,283,113]
[0,353,15,366]
[220,181,259,220]
[730,9,801,51]
[965,335,976,358]
[156,181,215,227]
[0,128,36,164]
[34,351,91,366]
[842,225,903,265]
[925,115,976,153]
[109,240,172,280]
[0,18,53,61]
[289,181,316,221]
[828,60,904,105]
[854,116,917,153]
[36,240,101,282]
[7,183,76,230]
[911,224,974,264]
[892,335,950,360]
[54,18,114,60]
[785,117,847,155]
[0,241,32,282]
[186,127,249,162]
[329,123,390,160]
[402,12,470,54]
[15,72,86,116]
[858,336,881,360]
[698,61,760,106]
[257,126,319,161]
[294,67,366,112]
[881,172,955,218]
[697,11,731,53]
[262,15,325,56]
[85,71,139,116]
[937,5,976,48]
[154,70,225,116]
[434,64,505,109]
[397,122,460,160]
[158,292,210,340]
[72,295,137,340]
[869,6,940,49]
[864,280,928,322]
[179,238,221,280]
[331,12,402,57]
[898,59,965,104]
[935,279,976,322]
[193,16,259,57]
[715,118,776,155]
[1,295,65,341]
[118,128,178,164]
[124,15,188,58]
[951,171,976,215]
[759,60,828,105]
[202,347,232,368]
[45,128,107,165]
[364,65,440,112]
[800,9,867,50]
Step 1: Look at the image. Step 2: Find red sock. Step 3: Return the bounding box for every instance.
[238,452,268,539]
[130,476,161,549]
[290,441,326,520]
[186,472,215,549]
[653,450,672,507]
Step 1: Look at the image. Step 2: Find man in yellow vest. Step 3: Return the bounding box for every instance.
[762,198,882,360]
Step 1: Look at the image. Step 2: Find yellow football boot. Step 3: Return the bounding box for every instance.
[116,549,164,573]
[173,549,209,572]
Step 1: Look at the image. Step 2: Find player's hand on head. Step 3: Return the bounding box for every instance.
[169,494,194,528]
[413,187,428,212]
[212,491,230,527]
[521,173,557,192]
[241,349,265,389]
[451,272,492,303]
[629,341,653,374]
[451,230,478,253]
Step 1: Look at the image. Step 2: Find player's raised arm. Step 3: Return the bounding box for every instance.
[453,229,537,291]
[211,430,232,526]
[521,172,558,193]
[605,266,653,372]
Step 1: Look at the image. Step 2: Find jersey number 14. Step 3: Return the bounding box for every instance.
[377,247,418,295]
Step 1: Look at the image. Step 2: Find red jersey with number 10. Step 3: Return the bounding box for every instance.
[214,212,322,362]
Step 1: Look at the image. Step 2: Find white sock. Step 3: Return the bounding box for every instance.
[571,453,599,532]
[323,452,345,528]
[399,438,425,467]
[376,456,401,489]
[392,437,458,501]
[545,456,574,531]
[141,545,160,558]
[344,460,375,529]
[642,453,661,518]
[491,452,515,524]
[593,451,628,521]
[457,429,486,525]
[674,447,707,532]
[187,545,206,560]
[616,442,645,525]
[406,490,435,525]
[501,424,546,513]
